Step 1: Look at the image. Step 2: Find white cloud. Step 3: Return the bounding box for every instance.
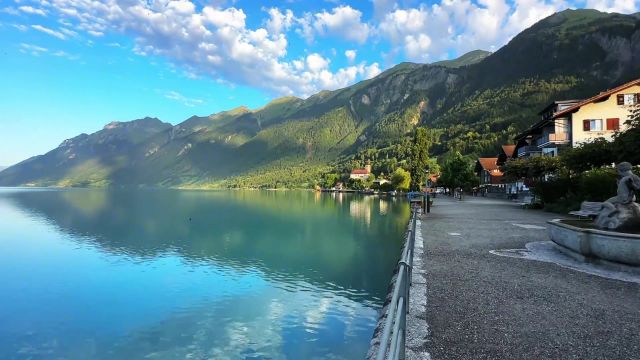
[20,43,48,55]
[31,24,66,40]
[164,90,204,107]
[1,7,20,15]
[13,24,28,31]
[18,5,47,16]
[364,62,382,79]
[266,8,294,36]
[585,0,638,13]
[378,0,569,62]
[23,0,382,97]
[306,53,329,72]
[345,49,356,62]
[313,5,370,43]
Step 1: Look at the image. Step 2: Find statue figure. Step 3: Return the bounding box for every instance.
[595,162,640,230]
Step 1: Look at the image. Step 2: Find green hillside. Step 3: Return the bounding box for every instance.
[1,9,639,188]
[431,50,492,68]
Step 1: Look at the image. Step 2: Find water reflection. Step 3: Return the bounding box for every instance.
[0,189,409,359]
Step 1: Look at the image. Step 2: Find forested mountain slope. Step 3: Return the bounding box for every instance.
[1,9,639,188]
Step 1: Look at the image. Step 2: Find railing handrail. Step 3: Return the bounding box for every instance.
[376,207,418,360]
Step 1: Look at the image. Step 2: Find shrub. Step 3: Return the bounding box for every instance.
[577,167,617,202]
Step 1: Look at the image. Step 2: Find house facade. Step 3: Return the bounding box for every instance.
[514,78,640,157]
[350,161,372,180]
[514,100,581,158]
[555,81,639,147]
[475,158,504,188]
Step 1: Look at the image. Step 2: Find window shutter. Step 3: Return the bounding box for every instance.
[617,94,624,105]
[583,120,590,131]
[607,118,620,131]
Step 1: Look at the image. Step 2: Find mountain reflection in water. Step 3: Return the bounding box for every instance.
[0,189,409,359]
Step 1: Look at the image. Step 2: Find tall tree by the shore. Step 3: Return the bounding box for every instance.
[409,127,437,191]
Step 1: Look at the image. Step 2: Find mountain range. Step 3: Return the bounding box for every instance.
[1,9,639,188]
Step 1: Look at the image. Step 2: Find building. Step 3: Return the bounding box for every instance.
[514,100,581,158]
[514,78,640,157]
[373,178,390,186]
[475,158,504,188]
[553,79,639,147]
[497,144,516,165]
[350,161,372,180]
[495,144,528,195]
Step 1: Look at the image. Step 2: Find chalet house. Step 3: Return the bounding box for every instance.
[496,144,528,195]
[350,161,372,180]
[514,78,640,157]
[497,144,516,165]
[475,158,504,187]
[514,100,581,158]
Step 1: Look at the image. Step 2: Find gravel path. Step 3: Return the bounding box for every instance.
[419,196,640,360]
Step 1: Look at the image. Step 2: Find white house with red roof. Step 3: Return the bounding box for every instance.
[350,161,372,180]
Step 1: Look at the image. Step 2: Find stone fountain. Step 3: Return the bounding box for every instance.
[548,162,640,266]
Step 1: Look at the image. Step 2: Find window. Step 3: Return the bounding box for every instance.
[606,118,620,131]
[617,93,640,105]
[582,119,603,132]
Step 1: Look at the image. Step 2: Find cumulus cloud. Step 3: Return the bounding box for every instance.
[345,49,357,62]
[313,5,371,43]
[378,0,569,62]
[266,8,294,36]
[585,0,638,13]
[21,0,382,97]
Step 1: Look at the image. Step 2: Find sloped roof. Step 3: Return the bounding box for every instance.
[351,169,370,175]
[552,78,640,119]
[477,158,499,171]
[501,145,516,158]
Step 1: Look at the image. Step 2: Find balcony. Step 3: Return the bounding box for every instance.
[517,145,542,157]
[538,132,570,148]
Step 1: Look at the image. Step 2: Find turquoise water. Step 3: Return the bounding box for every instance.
[0,189,409,359]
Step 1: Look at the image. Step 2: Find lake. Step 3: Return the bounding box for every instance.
[0,189,409,359]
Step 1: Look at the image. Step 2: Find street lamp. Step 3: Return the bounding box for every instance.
[423,166,431,213]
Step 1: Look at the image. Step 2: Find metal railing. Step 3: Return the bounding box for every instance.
[517,145,542,157]
[375,208,418,360]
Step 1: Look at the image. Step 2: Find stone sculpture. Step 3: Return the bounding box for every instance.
[595,162,640,230]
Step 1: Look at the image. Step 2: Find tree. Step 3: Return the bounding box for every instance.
[349,178,366,190]
[503,156,562,182]
[561,138,615,173]
[613,103,640,165]
[409,127,432,190]
[322,173,340,188]
[391,168,411,191]
[438,152,478,191]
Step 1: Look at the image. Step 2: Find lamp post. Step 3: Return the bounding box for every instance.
[424,166,431,214]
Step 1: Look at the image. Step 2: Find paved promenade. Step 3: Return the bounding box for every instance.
[417,196,640,359]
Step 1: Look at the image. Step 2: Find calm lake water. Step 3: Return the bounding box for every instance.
[0,189,409,359]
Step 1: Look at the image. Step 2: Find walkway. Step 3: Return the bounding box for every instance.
[414,196,640,359]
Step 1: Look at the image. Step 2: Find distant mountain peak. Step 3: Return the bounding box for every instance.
[104,121,121,130]
[431,50,492,68]
[103,117,165,130]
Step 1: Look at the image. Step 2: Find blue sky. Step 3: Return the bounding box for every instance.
[0,0,638,166]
